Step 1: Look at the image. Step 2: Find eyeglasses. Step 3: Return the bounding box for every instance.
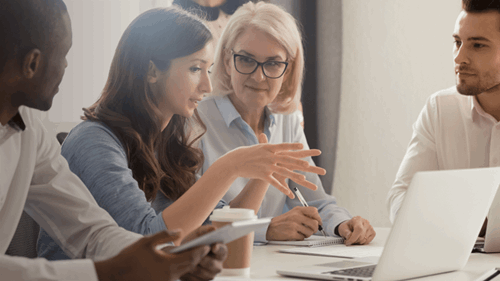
[232,52,288,79]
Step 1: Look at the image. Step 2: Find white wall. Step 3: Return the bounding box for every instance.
[333,0,462,227]
[38,0,173,138]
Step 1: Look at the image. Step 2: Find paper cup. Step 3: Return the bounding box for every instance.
[210,206,257,277]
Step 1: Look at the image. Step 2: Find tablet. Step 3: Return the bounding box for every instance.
[170,218,271,253]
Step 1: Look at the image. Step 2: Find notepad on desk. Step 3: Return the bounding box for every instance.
[279,244,384,259]
[267,235,344,247]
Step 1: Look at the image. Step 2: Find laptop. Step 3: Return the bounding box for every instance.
[277,167,500,281]
[474,184,500,253]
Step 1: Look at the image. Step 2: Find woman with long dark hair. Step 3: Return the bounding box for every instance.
[37,6,323,261]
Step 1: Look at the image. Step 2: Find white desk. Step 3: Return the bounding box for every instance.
[215,227,500,280]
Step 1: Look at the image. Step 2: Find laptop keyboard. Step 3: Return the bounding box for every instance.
[326,265,376,278]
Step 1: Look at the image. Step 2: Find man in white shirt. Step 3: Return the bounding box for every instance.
[0,0,226,280]
[388,0,500,229]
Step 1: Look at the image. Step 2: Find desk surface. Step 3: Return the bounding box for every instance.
[214,227,500,280]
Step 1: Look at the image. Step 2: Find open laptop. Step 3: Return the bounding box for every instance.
[277,167,500,281]
[474,184,500,253]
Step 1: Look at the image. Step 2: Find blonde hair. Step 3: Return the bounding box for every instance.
[210,1,304,114]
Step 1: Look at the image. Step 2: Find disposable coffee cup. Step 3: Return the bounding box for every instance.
[210,206,258,277]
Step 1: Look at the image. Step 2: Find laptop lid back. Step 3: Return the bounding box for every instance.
[484,184,500,252]
[373,168,500,281]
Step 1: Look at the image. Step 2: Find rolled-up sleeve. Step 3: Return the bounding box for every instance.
[5,116,141,281]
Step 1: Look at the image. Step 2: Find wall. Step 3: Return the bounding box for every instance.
[37,0,172,138]
[317,0,342,194]
[333,0,461,227]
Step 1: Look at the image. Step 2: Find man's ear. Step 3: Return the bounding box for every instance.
[147,60,159,83]
[23,49,41,79]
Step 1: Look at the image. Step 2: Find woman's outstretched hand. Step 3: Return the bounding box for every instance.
[222,133,326,199]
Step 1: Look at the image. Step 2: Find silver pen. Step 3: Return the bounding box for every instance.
[293,187,327,237]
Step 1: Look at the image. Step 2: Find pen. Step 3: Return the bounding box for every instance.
[474,268,500,281]
[293,187,327,238]
[474,267,500,281]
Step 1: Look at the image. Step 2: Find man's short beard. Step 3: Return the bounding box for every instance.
[456,83,482,96]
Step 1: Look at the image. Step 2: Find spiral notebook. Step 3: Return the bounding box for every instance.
[267,235,344,247]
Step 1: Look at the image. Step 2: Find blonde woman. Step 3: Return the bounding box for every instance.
[198,2,376,244]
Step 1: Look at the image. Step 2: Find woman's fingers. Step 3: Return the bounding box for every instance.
[273,165,306,182]
[276,149,322,158]
[276,161,326,176]
[265,175,293,198]
[273,173,289,190]
[292,179,318,191]
[258,133,269,144]
[266,142,304,153]
[275,155,310,168]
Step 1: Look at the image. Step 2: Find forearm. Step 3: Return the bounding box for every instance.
[162,159,238,243]
[0,255,99,281]
[229,179,269,214]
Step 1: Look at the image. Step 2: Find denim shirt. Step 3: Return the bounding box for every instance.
[37,121,225,260]
[197,95,353,242]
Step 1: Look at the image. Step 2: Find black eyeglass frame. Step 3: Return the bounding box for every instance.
[232,53,289,79]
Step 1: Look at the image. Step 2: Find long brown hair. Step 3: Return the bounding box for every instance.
[83,7,212,201]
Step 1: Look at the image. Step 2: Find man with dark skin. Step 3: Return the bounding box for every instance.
[0,0,226,280]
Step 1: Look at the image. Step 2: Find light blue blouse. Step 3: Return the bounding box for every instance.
[37,121,223,260]
[197,95,353,242]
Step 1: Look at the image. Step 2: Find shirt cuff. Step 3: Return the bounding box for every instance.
[334,220,350,237]
[253,224,268,243]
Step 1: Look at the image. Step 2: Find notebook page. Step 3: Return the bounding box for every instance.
[279,244,383,258]
[268,235,344,247]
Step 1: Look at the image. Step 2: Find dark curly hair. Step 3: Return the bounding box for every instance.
[83,7,211,202]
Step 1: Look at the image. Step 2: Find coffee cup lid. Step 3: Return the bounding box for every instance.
[209,206,257,222]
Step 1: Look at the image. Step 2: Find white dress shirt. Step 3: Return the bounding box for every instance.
[198,95,352,242]
[387,86,500,223]
[0,106,142,281]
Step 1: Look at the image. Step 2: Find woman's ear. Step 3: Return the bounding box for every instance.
[147,60,159,83]
[223,51,232,77]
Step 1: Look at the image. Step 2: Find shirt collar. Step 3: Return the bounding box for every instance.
[214,95,276,128]
[471,95,497,123]
[7,112,26,131]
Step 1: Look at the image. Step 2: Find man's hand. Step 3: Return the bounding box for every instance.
[179,225,228,281]
[338,216,376,245]
[94,229,211,281]
[266,206,323,241]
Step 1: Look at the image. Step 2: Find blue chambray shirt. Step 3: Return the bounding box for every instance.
[37,121,225,260]
[197,95,353,242]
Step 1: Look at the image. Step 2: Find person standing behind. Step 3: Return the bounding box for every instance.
[198,2,376,244]
[0,1,224,280]
[173,0,250,43]
[388,0,500,233]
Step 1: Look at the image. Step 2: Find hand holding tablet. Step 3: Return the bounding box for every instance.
[170,218,271,254]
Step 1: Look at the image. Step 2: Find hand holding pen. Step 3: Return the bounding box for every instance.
[293,187,328,237]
